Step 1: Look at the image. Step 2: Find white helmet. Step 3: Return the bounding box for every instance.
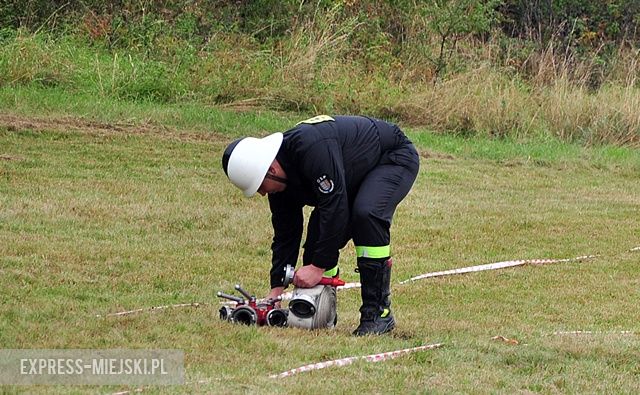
[222,132,283,197]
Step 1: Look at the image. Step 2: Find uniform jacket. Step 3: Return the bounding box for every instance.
[268,115,410,288]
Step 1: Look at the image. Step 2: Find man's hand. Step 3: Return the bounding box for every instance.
[265,286,285,308]
[293,264,325,288]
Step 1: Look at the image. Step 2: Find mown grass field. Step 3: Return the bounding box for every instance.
[1,88,639,394]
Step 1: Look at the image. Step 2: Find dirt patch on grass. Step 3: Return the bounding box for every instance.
[420,149,455,160]
[0,154,24,161]
[0,113,226,143]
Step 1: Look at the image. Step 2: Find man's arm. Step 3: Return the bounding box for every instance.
[300,139,349,270]
[268,192,304,288]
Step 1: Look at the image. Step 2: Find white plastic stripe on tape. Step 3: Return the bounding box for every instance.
[269,343,444,379]
[553,330,636,335]
[96,302,204,318]
[112,388,144,395]
[399,255,597,284]
[112,377,222,395]
[113,345,443,393]
[103,246,639,317]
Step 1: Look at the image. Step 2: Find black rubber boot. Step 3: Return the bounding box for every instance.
[352,258,395,336]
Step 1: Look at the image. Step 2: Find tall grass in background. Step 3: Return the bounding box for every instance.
[0,7,638,147]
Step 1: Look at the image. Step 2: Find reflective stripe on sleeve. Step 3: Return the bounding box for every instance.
[323,266,338,277]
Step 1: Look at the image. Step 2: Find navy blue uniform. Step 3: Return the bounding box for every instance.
[269,115,419,288]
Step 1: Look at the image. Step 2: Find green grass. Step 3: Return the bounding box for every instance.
[2,30,640,147]
[1,92,639,393]
[0,85,297,138]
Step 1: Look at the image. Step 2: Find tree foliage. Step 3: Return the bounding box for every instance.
[498,0,640,44]
[422,0,501,78]
[1,0,638,46]
[1,0,638,87]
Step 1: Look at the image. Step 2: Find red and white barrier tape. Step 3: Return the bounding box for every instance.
[269,343,444,379]
[96,302,205,318]
[399,255,597,284]
[553,330,637,335]
[110,344,443,395]
[100,246,639,317]
[401,246,639,284]
[112,388,143,395]
[111,377,220,395]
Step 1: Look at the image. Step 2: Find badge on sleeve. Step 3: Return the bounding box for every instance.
[316,174,334,194]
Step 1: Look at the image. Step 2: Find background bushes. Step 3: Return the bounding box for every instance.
[0,1,638,145]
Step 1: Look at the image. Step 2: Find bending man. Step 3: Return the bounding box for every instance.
[222,115,419,335]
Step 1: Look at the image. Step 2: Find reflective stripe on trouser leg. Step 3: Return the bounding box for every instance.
[351,143,418,259]
[355,245,390,259]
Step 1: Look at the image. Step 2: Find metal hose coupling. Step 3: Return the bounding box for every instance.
[287,285,337,329]
[266,309,289,327]
[289,294,317,318]
[229,305,258,326]
[219,305,233,321]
